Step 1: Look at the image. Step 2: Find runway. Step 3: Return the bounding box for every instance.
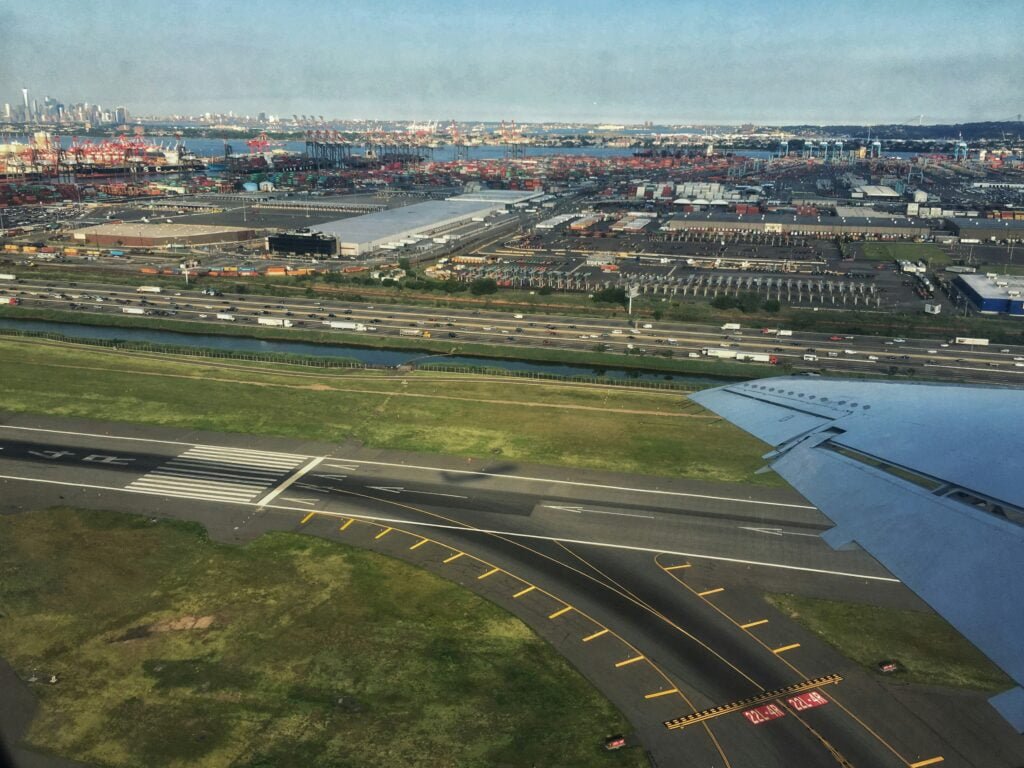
[1,413,1020,767]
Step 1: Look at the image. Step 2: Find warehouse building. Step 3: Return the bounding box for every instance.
[948,217,1024,243]
[956,273,1024,316]
[266,230,338,256]
[312,198,509,257]
[74,222,256,247]
[447,190,543,206]
[663,212,930,239]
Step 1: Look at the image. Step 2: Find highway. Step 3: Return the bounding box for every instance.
[3,414,1021,766]
[4,276,1024,384]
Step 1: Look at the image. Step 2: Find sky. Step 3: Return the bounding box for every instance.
[2,0,1022,125]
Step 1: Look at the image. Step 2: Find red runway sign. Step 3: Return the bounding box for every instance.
[743,703,786,725]
[787,691,829,711]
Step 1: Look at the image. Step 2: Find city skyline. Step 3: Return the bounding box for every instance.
[2,0,1023,125]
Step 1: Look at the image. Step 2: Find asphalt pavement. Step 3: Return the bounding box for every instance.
[1,412,1022,767]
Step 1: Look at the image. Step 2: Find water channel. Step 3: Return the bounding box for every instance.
[0,318,729,386]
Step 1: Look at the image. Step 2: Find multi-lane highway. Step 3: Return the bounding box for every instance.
[4,276,1024,384]
[3,414,1021,766]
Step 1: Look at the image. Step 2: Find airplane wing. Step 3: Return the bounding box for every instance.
[690,376,1024,732]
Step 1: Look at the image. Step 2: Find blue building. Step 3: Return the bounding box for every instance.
[956,273,1024,316]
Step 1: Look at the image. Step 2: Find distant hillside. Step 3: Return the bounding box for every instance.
[779,121,1024,141]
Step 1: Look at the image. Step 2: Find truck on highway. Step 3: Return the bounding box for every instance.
[777,329,793,337]
[954,337,989,346]
[735,352,779,364]
[327,321,366,331]
[258,317,294,328]
[702,347,737,359]
[803,354,818,361]
[0,273,16,281]
[5,297,20,305]
[136,286,162,294]
[216,313,235,321]
[721,323,741,331]
[399,329,431,338]
[702,348,778,364]
[122,306,146,315]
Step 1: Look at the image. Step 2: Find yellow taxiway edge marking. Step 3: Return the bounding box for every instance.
[698,587,725,597]
[513,585,535,598]
[443,552,464,564]
[909,758,944,768]
[772,643,801,654]
[374,527,392,540]
[582,628,609,642]
[409,538,429,550]
[300,512,316,525]
[664,563,692,571]
[548,605,572,619]
[478,567,501,580]
[338,518,355,531]
[645,689,679,699]
[615,655,646,668]
[741,619,769,629]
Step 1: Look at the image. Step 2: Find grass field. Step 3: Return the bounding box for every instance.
[859,241,951,268]
[0,338,781,485]
[0,508,645,768]
[765,594,1011,692]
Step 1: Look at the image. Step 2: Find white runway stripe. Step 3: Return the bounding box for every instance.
[185,446,303,463]
[181,452,300,469]
[129,477,261,495]
[165,459,284,476]
[184,446,304,460]
[159,464,283,481]
[148,470,270,488]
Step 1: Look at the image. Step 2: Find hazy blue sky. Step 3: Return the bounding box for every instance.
[3,0,1022,124]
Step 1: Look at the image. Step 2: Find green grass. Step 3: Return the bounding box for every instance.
[0,508,645,768]
[0,338,781,485]
[859,241,951,268]
[765,593,1012,692]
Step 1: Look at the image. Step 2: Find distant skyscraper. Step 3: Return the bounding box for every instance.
[21,88,29,122]
[3,103,10,121]
[115,106,128,125]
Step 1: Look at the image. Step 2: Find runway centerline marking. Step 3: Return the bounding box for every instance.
[323,458,815,510]
[0,473,897,582]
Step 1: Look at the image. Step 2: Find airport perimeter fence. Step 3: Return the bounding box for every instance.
[415,362,698,391]
[1,326,701,392]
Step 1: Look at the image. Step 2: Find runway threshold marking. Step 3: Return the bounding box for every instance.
[615,655,646,668]
[582,628,609,642]
[513,585,535,598]
[909,758,944,767]
[664,675,843,730]
[741,619,769,629]
[548,605,572,619]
